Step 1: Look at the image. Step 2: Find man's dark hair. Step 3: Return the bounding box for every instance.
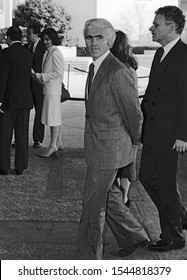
[6,26,22,41]
[155,5,186,34]
[27,23,41,35]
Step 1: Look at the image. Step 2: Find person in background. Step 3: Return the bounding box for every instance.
[27,23,46,149]
[139,5,187,252]
[32,28,64,157]
[110,30,138,207]
[76,18,150,260]
[0,26,33,175]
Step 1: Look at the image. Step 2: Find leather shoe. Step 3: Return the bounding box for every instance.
[14,169,23,175]
[33,141,41,149]
[148,239,185,251]
[125,199,131,208]
[118,239,150,257]
[0,170,8,175]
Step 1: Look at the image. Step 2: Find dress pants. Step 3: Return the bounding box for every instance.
[0,108,30,172]
[139,145,184,243]
[76,167,149,260]
[32,91,44,143]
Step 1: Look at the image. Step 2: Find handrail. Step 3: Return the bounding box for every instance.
[73,67,149,79]
[66,65,146,101]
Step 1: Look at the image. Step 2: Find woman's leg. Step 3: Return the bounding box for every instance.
[40,126,59,157]
[56,125,64,149]
[50,126,59,148]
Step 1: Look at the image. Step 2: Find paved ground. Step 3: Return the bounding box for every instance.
[0,64,187,260]
[0,100,187,260]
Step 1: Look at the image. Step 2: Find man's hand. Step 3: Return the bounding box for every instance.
[0,102,4,114]
[172,139,187,154]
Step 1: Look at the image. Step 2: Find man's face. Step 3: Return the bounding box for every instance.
[85,24,110,61]
[149,14,171,46]
[27,29,38,43]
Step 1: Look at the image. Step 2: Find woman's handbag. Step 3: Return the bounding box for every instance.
[61,83,70,102]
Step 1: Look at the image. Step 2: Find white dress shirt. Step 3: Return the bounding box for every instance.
[161,37,180,62]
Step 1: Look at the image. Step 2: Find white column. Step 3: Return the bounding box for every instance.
[179,0,187,43]
[5,0,13,27]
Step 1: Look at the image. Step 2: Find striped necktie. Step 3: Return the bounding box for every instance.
[87,63,94,94]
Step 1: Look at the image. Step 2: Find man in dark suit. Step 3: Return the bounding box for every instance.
[0,26,33,175]
[76,18,150,260]
[139,6,187,251]
[27,24,46,149]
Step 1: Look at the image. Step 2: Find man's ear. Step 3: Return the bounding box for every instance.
[108,37,114,49]
[168,23,176,36]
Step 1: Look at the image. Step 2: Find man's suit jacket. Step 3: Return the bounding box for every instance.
[141,39,187,149]
[0,42,33,110]
[84,52,142,170]
[31,40,46,94]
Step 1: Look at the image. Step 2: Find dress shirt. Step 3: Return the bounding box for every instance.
[32,38,40,53]
[161,37,180,61]
[92,50,110,79]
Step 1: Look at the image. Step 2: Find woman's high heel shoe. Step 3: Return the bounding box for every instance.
[40,146,58,158]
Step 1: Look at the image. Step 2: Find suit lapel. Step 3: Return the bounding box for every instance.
[42,46,55,71]
[150,40,183,81]
[86,53,113,109]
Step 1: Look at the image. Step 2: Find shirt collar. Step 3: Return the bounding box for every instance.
[163,37,180,55]
[33,38,40,48]
[10,41,22,46]
[93,50,110,76]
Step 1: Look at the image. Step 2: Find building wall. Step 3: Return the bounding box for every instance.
[179,0,187,43]
[56,0,97,46]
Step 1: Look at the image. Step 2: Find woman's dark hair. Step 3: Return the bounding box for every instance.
[41,28,60,46]
[111,30,138,70]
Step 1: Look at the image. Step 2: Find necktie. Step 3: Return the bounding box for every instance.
[87,63,94,94]
[29,43,34,53]
[156,47,164,63]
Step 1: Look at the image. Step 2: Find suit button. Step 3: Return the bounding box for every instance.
[157,88,160,91]
[85,114,90,118]
[151,117,154,120]
[151,102,155,106]
[144,99,147,103]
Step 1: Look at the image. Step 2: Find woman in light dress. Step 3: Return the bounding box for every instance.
[32,28,64,157]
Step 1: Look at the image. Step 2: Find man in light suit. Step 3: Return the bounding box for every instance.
[76,18,150,260]
[0,26,33,175]
[139,6,187,251]
[27,24,46,149]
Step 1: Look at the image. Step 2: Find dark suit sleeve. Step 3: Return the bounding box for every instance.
[112,67,143,145]
[175,54,187,141]
[0,49,9,103]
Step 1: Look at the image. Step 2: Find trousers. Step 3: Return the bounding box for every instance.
[76,167,149,259]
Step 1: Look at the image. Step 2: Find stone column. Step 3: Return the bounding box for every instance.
[179,0,187,43]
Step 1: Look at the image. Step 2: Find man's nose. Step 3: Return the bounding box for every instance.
[91,37,97,44]
[149,26,153,31]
